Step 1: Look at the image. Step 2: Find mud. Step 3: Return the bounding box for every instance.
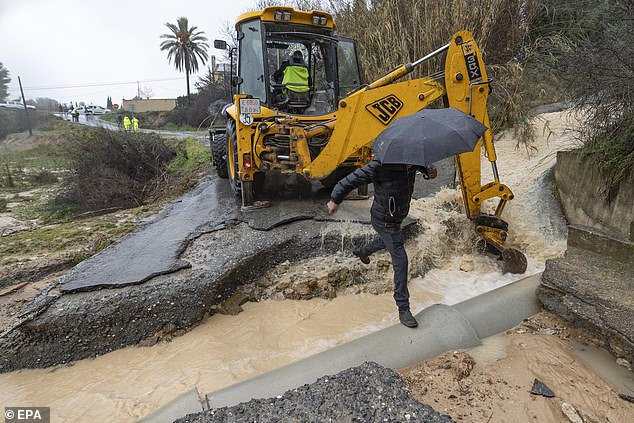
[399,312,634,423]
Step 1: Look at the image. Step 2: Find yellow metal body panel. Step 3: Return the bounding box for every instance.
[305,78,445,179]
[227,27,514,234]
[476,225,507,250]
[444,31,512,219]
[236,6,335,30]
[222,14,523,266]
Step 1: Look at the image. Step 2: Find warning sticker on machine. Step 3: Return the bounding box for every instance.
[239,98,261,115]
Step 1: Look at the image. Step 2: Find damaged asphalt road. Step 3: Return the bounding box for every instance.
[0,160,454,373]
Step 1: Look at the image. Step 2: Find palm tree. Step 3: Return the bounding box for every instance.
[160,17,209,102]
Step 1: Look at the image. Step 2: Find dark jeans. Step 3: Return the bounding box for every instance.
[357,215,410,312]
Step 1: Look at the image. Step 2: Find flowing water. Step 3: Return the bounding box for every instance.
[0,111,576,422]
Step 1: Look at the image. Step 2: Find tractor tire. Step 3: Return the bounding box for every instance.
[226,119,241,196]
[211,133,229,179]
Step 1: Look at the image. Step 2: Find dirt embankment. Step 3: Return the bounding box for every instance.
[400,312,634,423]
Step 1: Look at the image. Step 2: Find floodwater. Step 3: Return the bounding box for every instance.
[0,111,576,422]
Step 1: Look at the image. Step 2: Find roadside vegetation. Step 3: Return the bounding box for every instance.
[0,113,210,284]
[536,0,634,197]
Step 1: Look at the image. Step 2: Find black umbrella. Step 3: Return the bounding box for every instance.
[371,107,488,167]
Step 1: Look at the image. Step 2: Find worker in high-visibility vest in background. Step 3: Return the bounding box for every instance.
[123,115,131,131]
[132,116,139,132]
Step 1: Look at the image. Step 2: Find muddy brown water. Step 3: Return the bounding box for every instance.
[0,112,576,422]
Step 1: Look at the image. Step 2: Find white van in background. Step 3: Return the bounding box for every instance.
[76,105,110,115]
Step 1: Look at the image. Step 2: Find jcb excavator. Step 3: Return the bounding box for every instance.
[210,6,527,273]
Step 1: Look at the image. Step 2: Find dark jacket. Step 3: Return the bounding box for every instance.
[330,160,426,223]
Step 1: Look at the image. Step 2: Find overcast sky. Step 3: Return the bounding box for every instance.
[0,0,260,107]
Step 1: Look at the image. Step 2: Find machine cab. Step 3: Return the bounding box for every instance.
[234,7,362,115]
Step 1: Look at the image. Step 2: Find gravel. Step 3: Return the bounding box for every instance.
[176,362,455,423]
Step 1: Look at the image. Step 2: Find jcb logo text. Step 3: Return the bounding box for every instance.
[366,95,403,125]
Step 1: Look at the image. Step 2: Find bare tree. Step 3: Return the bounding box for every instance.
[139,86,154,99]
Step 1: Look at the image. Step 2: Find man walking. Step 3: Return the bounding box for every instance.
[123,115,131,132]
[117,112,124,130]
[327,160,437,328]
[132,116,139,132]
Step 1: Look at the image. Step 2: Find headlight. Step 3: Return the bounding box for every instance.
[282,11,291,20]
[274,10,282,20]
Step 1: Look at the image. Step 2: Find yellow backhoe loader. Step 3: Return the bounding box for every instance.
[211,6,527,273]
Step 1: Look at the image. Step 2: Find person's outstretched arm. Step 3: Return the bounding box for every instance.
[327,159,380,214]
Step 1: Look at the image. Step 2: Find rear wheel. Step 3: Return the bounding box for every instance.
[211,133,228,179]
[226,119,241,196]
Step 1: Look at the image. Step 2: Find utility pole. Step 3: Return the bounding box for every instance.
[211,56,216,83]
[137,81,140,98]
[18,76,32,136]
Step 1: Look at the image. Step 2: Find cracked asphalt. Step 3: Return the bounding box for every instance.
[0,152,455,372]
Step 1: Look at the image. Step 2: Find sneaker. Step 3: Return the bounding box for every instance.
[399,310,418,328]
[352,248,370,264]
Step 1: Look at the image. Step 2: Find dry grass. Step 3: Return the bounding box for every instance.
[329,0,544,147]
[330,0,541,80]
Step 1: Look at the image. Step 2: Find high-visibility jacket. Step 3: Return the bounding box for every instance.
[282,65,309,93]
[123,116,131,129]
[132,118,139,131]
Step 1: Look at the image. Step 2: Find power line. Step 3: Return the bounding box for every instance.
[19,77,186,91]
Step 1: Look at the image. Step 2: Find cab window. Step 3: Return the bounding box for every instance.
[337,38,361,99]
[238,20,266,102]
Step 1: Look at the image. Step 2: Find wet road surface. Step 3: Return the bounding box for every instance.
[57,113,205,140]
[60,161,455,293]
